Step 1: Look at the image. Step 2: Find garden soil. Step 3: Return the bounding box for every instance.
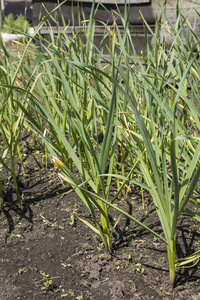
[0,132,200,300]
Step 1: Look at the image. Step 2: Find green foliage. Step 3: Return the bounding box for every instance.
[3,13,30,34]
[0,0,199,287]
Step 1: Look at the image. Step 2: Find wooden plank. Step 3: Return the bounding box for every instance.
[38,24,153,34]
[4,0,31,3]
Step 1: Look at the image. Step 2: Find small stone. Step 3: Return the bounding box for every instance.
[91,255,99,262]
[104,253,112,261]
[89,269,100,280]
[82,242,91,250]
[90,263,101,271]
[109,280,125,299]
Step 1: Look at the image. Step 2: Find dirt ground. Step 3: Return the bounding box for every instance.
[0,134,200,300]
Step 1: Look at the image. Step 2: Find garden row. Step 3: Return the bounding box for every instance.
[0,0,200,287]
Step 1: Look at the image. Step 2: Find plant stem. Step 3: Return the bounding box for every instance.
[167,238,176,286]
[17,143,25,175]
[10,151,21,205]
[0,179,3,210]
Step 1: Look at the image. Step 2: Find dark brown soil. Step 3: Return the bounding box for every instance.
[0,135,200,300]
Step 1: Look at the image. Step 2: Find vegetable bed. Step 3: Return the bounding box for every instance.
[0,1,200,298]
